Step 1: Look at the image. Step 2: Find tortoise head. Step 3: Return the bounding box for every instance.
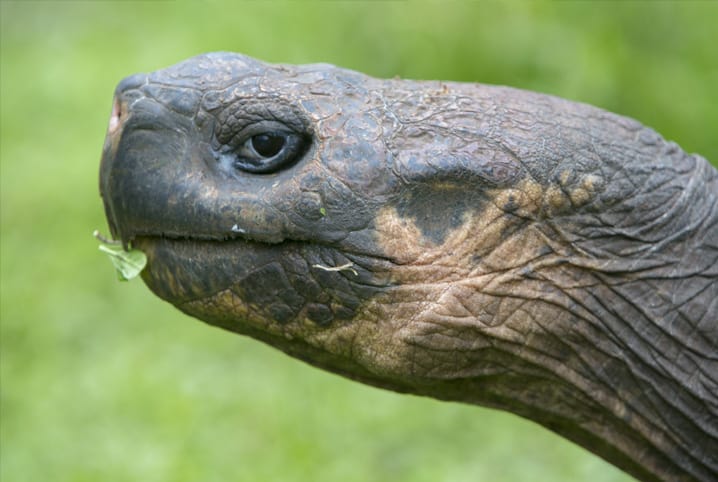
[100,52,532,388]
[101,53,718,481]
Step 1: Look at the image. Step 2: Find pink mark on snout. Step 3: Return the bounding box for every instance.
[108,97,122,134]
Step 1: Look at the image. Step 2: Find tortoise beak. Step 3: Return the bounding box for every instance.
[99,74,149,247]
[99,73,290,249]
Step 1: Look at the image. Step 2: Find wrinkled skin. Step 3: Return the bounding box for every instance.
[100,53,718,482]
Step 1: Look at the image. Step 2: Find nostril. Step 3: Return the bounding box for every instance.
[108,97,122,134]
[108,73,147,135]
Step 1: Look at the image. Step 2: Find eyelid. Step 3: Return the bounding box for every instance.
[228,121,297,148]
[213,99,309,146]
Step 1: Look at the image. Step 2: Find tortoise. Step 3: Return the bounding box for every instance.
[99,53,717,482]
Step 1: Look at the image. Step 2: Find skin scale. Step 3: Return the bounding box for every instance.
[99,53,718,482]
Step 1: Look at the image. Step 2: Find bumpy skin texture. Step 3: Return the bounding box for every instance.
[100,53,718,482]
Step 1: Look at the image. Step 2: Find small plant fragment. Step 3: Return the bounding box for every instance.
[312,262,358,276]
[94,230,147,281]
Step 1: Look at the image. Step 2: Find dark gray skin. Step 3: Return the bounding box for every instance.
[99,53,718,482]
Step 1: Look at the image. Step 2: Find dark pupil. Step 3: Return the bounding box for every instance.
[251,133,285,158]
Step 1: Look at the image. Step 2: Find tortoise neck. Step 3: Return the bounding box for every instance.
[460,290,718,482]
[409,320,717,482]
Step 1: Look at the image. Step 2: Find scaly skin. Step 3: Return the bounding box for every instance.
[99,53,718,482]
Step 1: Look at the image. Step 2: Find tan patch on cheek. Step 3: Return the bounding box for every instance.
[492,180,544,216]
[573,174,603,206]
[373,175,603,284]
[374,179,535,276]
[373,208,430,265]
[549,171,604,211]
[373,203,506,285]
[352,175,606,379]
[545,185,570,212]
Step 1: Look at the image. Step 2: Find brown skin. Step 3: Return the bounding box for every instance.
[100,53,718,482]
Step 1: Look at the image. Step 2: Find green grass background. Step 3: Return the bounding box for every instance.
[1,2,716,481]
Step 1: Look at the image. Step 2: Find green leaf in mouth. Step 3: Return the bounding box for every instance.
[94,230,147,281]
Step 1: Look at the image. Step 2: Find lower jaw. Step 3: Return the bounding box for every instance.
[132,235,393,323]
[133,235,308,304]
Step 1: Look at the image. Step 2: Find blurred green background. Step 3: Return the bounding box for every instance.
[1,2,716,481]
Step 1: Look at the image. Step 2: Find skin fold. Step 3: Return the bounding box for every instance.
[99,53,718,482]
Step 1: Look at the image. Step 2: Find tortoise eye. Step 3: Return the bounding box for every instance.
[229,129,307,174]
[250,133,286,158]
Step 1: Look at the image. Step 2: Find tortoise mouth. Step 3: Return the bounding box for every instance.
[120,229,281,250]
